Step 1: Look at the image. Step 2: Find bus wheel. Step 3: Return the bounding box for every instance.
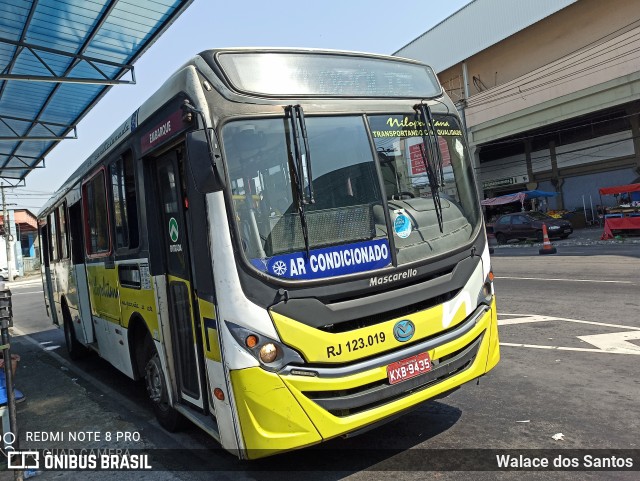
[63,306,88,360]
[143,339,185,432]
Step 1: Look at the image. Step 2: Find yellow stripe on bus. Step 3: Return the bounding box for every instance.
[198,298,221,362]
[270,300,469,364]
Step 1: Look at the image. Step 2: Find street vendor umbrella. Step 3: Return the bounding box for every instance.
[480,192,526,206]
[481,190,557,206]
[523,190,558,199]
[598,183,640,195]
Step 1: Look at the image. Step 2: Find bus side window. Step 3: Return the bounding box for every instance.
[110,152,139,251]
[83,170,111,256]
[68,202,84,264]
[40,224,50,267]
[58,203,69,259]
[49,213,58,262]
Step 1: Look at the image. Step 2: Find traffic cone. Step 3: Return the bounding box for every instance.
[538,223,557,255]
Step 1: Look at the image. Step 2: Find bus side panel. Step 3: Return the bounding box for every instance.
[86,262,134,377]
[118,261,158,332]
[86,263,120,323]
[92,317,134,377]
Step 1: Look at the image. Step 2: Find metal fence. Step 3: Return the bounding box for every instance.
[22,257,40,273]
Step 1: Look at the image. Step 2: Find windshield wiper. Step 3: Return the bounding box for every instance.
[285,104,314,257]
[296,106,315,204]
[414,102,444,233]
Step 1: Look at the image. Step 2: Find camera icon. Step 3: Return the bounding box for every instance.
[7,451,39,469]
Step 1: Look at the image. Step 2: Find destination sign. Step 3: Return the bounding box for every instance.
[141,110,188,154]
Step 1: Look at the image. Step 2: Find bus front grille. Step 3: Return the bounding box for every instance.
[301,333,483,417]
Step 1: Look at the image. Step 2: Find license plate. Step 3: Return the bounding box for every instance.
[387,352,432,385]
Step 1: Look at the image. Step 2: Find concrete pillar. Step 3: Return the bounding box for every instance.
[524,139,537,189]
[549,140,564,209]
[629,112,640,175]
[525,140,533,179]
[469,144,483,202]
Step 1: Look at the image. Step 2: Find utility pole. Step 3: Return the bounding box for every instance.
[1,185,14,281]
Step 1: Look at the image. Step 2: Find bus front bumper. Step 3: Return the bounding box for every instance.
[230,299,499,458]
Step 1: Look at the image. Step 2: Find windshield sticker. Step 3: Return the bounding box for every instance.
[169,217,179,243]
[393,210,412,238]
[408,139,451,179]
[409,143,427,176]
[371,116,462,138]
[250,239,391,280]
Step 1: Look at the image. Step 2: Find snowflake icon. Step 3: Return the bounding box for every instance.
[272,260,287,276]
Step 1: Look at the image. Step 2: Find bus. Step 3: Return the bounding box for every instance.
[38,48,499,459]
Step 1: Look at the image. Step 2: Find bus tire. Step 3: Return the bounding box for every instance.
[143,338,185,432]
[63,306,88,360]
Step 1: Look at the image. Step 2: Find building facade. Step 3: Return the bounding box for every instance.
[395,0,640,219]
[0,209,39,275]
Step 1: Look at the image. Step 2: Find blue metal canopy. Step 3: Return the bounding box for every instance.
[0,0,193,185]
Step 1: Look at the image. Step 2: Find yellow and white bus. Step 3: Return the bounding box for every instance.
[38,48,499,459]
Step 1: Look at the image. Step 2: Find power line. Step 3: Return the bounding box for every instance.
[5,189,53,194]
[476,112,635,147]
[455,22,640,117]
[465,18,640,104]
[6,194,52,197]
[466,30,640,108]
[476,134,637,174]
[465,49,640,115]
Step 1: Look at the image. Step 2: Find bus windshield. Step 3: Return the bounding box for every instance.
[222,113,480,281]
[370,114,480,264]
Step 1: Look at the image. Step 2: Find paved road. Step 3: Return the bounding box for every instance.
[5,243,640,479]
[492,244,640,258]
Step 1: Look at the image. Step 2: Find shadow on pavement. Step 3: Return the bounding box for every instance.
[3,328,463,479]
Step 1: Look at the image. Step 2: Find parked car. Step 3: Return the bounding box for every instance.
[492,211,573,244]
[0,267,8,281]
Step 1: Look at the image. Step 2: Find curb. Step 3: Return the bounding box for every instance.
[3,277,42,287]
[493,238,640,249]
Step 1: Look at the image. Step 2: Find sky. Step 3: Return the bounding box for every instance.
[11,0,472,213]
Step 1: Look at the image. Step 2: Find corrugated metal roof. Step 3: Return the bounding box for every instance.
[394,0,578,73]
[0,0,193,185]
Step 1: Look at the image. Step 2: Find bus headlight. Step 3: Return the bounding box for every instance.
[478,271,494,306]
[225,321,304,371]
[259,343,278,363]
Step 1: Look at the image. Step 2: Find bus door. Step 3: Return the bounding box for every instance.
[68,201,94,343]
[152,149,206,409]
[39,223,57,324]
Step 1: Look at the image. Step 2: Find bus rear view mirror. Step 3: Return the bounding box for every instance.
[185,129,224,192]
